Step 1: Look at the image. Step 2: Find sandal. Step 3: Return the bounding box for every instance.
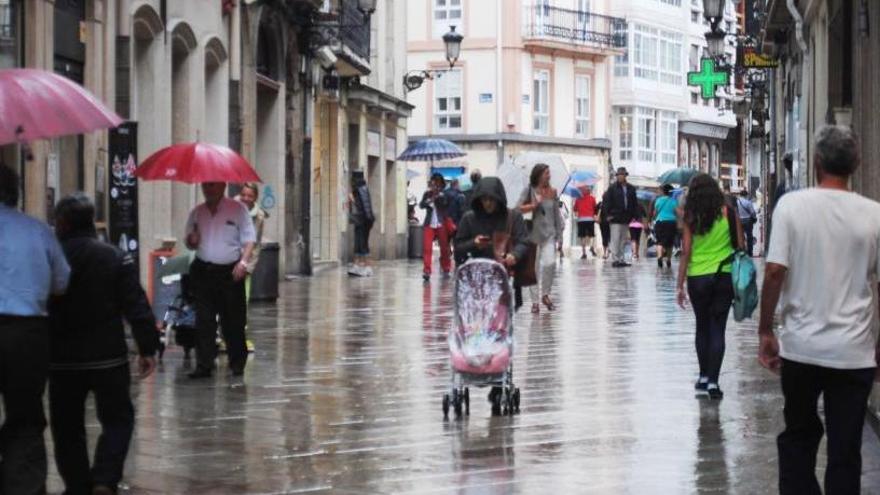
[542,295,555,311]
[531,303,540,314]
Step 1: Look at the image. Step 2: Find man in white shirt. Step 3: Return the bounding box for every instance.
[759,125,880,495]
[185,182,256,378]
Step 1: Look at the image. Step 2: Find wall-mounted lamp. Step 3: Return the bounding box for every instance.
[403,26,465,92]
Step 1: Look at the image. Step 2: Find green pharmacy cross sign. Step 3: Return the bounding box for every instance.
[688,58,730,100]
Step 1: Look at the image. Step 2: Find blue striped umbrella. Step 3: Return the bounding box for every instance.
[397,138,466,162]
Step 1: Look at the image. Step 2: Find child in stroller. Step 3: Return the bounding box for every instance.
[161,274,198,363]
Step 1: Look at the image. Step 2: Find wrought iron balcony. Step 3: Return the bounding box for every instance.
[523,4,627,53]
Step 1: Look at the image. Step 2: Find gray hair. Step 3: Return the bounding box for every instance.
[0,162,19,207]
[814,125,859,177]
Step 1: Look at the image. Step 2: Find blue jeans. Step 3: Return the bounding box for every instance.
[687,273,733,384]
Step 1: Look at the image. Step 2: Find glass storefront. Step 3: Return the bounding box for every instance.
[0,0,19,69]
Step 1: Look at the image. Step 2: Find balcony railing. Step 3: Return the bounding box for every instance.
[338,0,370,61]
[524,4,627,50]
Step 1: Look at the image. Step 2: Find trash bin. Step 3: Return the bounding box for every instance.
[250,242,279,301]
[408,224,423,259]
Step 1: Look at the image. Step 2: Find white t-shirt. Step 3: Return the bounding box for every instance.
[766,188,880,369]
[185,197,257,265]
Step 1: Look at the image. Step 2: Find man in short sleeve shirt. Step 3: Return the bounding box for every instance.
[185,182,256,378]
[0,164,70,493]
[759,126,880,495]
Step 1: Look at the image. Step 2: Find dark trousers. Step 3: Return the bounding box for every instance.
[0,316,49,495]
[778,358,875,495]
[49,365,133,494]
[742,218,755,256]
[687,273,733,384]
[190,259,247,373]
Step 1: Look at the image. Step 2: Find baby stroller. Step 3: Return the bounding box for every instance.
[444,259,521,418]
[161,274,198,363]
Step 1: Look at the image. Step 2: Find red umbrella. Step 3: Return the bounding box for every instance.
[0,68,123,145]
[134,142,262,184]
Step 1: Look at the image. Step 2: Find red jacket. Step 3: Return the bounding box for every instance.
[574,193,597,219]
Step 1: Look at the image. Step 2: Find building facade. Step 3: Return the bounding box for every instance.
[405,0,623,193]
[1,0,411,278]
[608,0,739,184]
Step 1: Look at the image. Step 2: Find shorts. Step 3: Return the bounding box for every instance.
[629,227,643,241]
[654,221,677,249]
[354,224,371,256]
[577,221,595,238]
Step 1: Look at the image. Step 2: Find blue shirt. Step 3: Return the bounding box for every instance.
[653,196,678,223]
[0,205,70,316]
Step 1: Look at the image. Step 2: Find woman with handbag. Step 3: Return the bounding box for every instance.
[454,177,529,271]
[517,164,563,314]
[676,173,744,400]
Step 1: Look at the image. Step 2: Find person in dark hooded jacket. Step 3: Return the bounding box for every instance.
[454,177,529,269]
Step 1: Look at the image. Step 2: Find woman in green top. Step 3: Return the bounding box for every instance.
[676,174,743,400]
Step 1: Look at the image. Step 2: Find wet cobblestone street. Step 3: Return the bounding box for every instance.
[48,257,880,494]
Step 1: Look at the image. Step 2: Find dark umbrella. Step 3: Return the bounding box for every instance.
[658,167,699,186]
[397,138,466,162]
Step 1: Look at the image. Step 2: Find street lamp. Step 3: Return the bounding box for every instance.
[357,0,377,16]
[404,26,465,92]
[702,0,726,24]
[442,26,463,69]
[705,28,727,58]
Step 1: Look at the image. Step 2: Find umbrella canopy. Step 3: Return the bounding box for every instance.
[397,138,466,162]
[0,68,123,145]
[512,152,569,192]
[569,169,600,186]
[563,184,592,199]
[135,142,262,184]
[497,159,528,201]
[658,167,699,186]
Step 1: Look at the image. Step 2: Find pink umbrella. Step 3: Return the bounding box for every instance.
[0,68,123,145]
[134,142,262,184]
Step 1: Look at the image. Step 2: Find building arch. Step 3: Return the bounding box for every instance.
[256,9,285,81]
[132,3,163,41]
[204,36,228,69]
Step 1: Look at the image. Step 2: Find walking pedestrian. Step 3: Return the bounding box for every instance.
[185,182,257,379]
[461,169,482,215]
[602,167,639,267]
[653,184,679,269]
[49,193,159,495]
[736,189,757,257]
[517,164,563,314]
[348,173,375,276]
[446,178,466,244]
[235,183,267,297]
[0,163,70,494]
[676,173,743,400]
[573,186,597,259]
[629,202,647,261]
[597,201,611,259]
[454,177,528,269]
[757,125,880,495]
[420,173,452,281]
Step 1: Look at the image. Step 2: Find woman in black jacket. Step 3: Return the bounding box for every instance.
[454,177,529,278]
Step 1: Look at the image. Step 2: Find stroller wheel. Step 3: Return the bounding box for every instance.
[442,394,450,418]
[452,389,463,418]
[463,388,470,416]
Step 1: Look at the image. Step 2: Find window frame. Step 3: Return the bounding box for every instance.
[433,0,464,39]
[637,107,656,163]
[617,107,633,162]
[575,74,591,138]
[433,68,463,134]
[533,69,551,135]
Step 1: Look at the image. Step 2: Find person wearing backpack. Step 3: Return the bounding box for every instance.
[758,126,880,495]
[676,173,744,400]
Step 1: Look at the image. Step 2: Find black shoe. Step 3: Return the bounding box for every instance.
[611,261,622,268]
[188,368,212,379]
[658,259,664,268]
[581,253,587,260]
[622,262,632,267]
[666,259,672,269]
[422,274,430,282]
[590,247,597,256]
[707,385,723,400]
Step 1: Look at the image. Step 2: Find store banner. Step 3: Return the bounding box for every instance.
[108,121,140,271]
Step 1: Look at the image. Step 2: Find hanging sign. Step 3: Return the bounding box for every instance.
[739,47,779,69]
[688,58,730,100]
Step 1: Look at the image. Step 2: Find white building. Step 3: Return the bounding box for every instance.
[405,0,626,191]
[608,0,738,183]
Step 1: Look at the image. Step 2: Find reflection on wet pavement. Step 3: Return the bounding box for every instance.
[46,258,880,494]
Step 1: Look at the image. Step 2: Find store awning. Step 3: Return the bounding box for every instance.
[679,121,732,141]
